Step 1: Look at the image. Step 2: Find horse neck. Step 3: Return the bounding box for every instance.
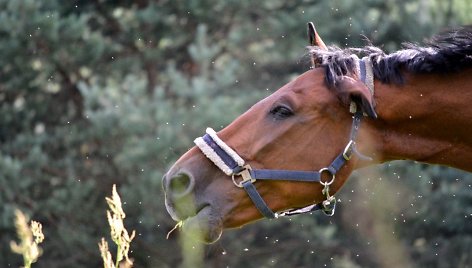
[367,69,472,172]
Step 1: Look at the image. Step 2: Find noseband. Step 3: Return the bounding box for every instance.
[194,58,374,219]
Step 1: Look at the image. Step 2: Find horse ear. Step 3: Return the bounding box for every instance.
[307,22,327,50]
[336,76,377,118]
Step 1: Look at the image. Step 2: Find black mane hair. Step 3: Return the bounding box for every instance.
[309,25,472,87]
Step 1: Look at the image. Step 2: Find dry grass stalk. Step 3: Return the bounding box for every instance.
[99,184,136,268]
[10,209,45,268]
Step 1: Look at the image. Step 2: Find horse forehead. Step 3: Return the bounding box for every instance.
[286,69,325,95]
[256,69,327,108]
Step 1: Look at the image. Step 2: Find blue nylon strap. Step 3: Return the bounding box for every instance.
[242,180,276,218]
[328,154,347,175]
[202,134,241,172]
[250,169,321,182]
[349,112,362,140]
[327,112,362,174]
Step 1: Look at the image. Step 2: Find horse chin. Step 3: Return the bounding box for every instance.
[181,205,223,244]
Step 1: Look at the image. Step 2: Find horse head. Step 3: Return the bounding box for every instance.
[163,23,379,243]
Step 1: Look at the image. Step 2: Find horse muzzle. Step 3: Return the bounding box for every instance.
[162,158,224,243]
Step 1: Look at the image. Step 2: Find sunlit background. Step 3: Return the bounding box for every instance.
[1,0,471,267]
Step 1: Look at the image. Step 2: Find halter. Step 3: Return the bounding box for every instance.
[194,58,374,219]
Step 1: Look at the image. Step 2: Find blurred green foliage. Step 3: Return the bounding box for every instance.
[0,0,471,267]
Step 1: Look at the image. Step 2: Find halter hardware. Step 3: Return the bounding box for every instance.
[232,165,255,188]
[321,196,336,216]
[318,167,335,187]
[320,168,336,216]
[342,140,355,160]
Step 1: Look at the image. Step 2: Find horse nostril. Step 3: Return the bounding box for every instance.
[168,172,195,198]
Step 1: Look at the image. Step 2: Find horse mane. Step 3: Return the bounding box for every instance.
[309,25,472,87]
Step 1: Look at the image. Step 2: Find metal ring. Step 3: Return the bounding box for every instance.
[319,167,335,186]
[232,173,244,188]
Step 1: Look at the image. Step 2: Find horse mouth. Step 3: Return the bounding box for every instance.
[167,202,223,244]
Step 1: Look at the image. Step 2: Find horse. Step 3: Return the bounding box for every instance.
[163,23,472,243]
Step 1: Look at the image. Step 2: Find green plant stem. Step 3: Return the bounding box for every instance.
[115,244,122,268]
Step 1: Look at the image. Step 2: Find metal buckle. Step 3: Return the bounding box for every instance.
[342,140,355,160]
[232,165,255,188]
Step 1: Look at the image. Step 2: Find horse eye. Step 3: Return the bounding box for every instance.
[269,105,294,119]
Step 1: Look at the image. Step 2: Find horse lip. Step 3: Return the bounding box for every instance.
[164,193,210,222]
[196,203,209,213]
[181,205,223,244]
